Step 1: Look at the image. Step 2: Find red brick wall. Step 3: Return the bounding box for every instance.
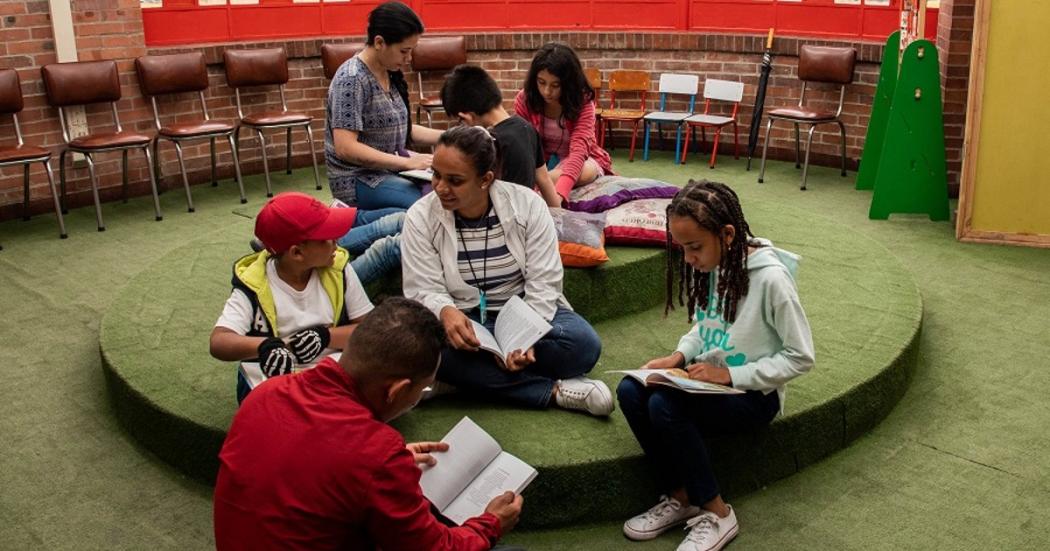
[1,14,970,220]
[936,0,974,198]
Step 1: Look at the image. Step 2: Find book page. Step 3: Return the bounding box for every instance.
[441,451,537,526]
[606,369,742,395]
[493,296,552,358]
[419,417,503,512]
[238,352,342,390]
[470,321,505,359]
[399,168,433,181]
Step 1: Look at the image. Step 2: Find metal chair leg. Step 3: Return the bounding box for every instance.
[425,109,433,127]
[674,123,684,164]
[256,129,273,197]
[173,141,195,213]
[285,127,293,175]
[210,137,218,186]
[152,138,162,193]
[59,149,68,214]
[22,164,31,221]
[758,118,774,183]
[837,120,848,177]
[794,123,801,168]
[709,128,723,169]
[142,145,163,221]
[305,124,322,191]
[83,153,105,231]
[628,120,640,162]
[801,125,817,191]
[227,134,247,204]
[680,124,692,165]
[642,120,652,161]
[42,160,67,239]
[121,150,129,203]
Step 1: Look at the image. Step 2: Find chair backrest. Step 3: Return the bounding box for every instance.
[0,69,24,115]
[798,45,857,85]
[135,52,209,96]
[41,60,121,107]
[410,36,467,72]
[584,67,602,91]
[321,43,363,80]
[224,48,289,88]
[658,73,699,96]
[703,79,745,103]
[608,70,649,93]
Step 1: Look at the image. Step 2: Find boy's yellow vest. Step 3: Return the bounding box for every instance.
[230,249,351,339]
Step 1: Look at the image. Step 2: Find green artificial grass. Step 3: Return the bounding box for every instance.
[2,151,1050,549]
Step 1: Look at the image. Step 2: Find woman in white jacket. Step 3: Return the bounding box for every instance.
[400,126,613,416]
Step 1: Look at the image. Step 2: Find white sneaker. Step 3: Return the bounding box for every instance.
[421,381,457,402]
[554,377,614,416]
[676,507,739,551]
[623,495,701,541]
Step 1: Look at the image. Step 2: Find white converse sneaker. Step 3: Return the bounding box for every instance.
[676,507,738,551]
[623,495,701,541]
[554,377,614,416]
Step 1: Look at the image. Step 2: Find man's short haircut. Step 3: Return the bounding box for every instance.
[441,64,503,119]
[344,297,448,383]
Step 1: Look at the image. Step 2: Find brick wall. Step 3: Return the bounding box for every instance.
[2,11,970,221]
[936,0,974,198]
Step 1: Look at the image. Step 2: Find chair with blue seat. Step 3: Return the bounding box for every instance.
[642,73,699,163]
[680,79,745,169]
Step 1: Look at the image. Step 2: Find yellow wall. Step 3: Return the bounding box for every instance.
[969,1,1050,236]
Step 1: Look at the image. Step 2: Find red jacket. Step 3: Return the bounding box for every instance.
[214,358,502,551]
[514,89,614,200]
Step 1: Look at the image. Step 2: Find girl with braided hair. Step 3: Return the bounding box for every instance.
[617,180,815,551]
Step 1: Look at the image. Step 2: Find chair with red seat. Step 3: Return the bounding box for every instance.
[409,36,467,127]
[136,52,246,209]
[598,70,650,162]
[0,68,66,239]
[321,43,364,80]
[223,48,321,197]
[758,45,856,190]
[41,59,162,230]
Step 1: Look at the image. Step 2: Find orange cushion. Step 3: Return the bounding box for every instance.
[559,239,609,268]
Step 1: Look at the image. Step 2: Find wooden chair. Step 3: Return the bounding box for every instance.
[321,43,364,80]
[224,48,321,197]
[681,79,745,168]
[136,52,246,210]
[409,36,467,127]
[41,60,162,230]
[643,73,699,163]
[758,45,856,190]
[599,70,650,162]
[0,68,66,239]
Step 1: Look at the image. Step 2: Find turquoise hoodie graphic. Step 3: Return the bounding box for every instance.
[674,238,815,414]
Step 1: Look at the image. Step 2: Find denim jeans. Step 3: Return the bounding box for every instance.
[437,306,602,408]
[616,378,779,505]
[356,174,422,210]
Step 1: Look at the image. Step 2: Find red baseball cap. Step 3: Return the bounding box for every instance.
[254,192,355,254]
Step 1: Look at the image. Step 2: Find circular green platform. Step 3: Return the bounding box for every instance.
[101,198,921,529]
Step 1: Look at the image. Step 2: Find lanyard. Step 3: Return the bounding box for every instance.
[456,206,493,324]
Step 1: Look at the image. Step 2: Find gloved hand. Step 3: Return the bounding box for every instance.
[258,337,295,378]
[287,325,331,364]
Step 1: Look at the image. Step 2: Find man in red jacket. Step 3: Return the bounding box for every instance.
[214,297,523,550]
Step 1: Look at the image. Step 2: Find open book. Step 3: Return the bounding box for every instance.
[399,168,434,181]
[419,417,537,526]
[238,352,342,390]
[472,295,552,365]
[609,368,743,395]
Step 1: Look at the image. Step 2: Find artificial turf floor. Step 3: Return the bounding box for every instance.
[1,151,1048,549]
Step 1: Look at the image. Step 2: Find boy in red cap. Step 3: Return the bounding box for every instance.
[210,192,376,403]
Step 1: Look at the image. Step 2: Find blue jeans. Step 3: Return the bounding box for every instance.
[437,306,602,408]
[616,378,779,505]
[356,174,422,210]
[337,208,405,286]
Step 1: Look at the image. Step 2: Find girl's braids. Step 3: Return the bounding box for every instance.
[664,180,754,324]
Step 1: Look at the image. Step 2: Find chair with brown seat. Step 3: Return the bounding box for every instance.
[41,60,162,230]
[136,52,246,210]
[0,69,66,239]
[321,43,364,80]
[598,70,650,162]
[758,45,856,190]
[224,48,321,197]
[409,36,467,127]
[584,67,605,143]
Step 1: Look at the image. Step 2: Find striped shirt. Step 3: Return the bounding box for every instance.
[455,210,525,312]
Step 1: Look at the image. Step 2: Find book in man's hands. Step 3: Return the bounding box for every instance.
[471,295,552,366]
[609,369,744,395]
[419,416,537,526]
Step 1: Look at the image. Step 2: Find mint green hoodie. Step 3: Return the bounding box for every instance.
[674,238,815,414]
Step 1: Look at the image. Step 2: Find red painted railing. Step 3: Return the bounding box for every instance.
[142,0,938,46]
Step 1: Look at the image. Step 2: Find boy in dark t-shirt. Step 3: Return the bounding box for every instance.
[440,65,562,207]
